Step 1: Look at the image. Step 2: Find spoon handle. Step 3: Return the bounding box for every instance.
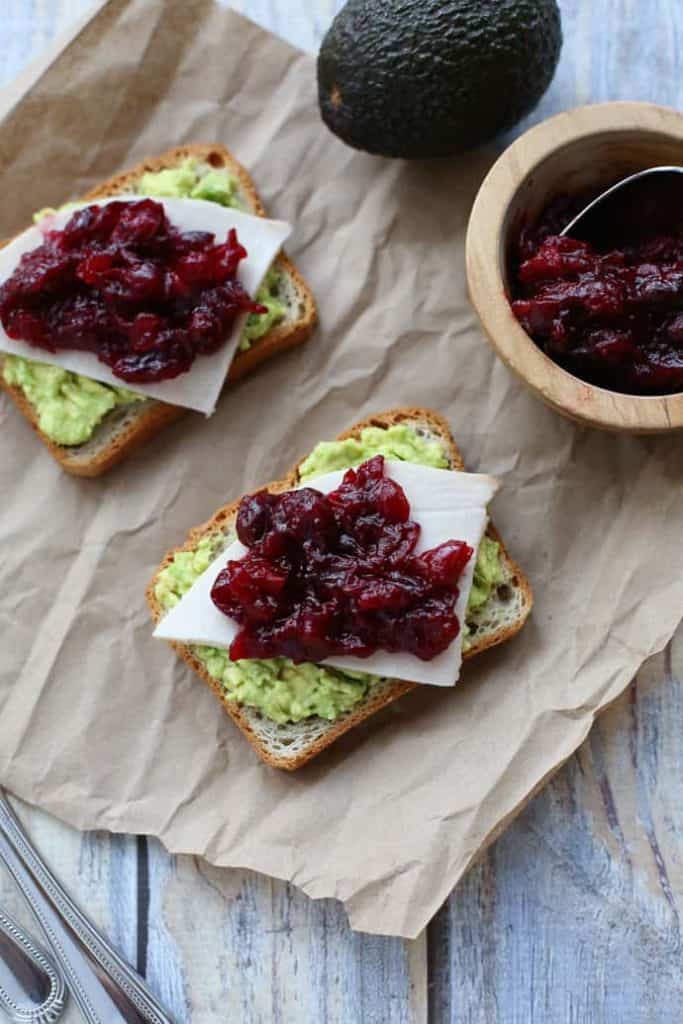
[0,908,66,1023]
[0,792,176,1024]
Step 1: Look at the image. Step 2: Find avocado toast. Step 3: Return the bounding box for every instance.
[148,408,533,770]
[0,144,316,477]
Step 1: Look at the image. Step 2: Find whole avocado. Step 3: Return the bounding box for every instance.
[318,0,562,158]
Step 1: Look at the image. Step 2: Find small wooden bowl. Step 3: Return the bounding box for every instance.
[466,102,683,433]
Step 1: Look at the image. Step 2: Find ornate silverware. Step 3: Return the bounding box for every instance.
[0,792,177,1024]
[0,907,66,1022]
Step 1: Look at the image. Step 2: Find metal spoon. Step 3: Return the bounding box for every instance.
[560,165,683,242]
[0,908,66,1023]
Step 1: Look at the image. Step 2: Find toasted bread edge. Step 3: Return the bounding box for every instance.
[146,407,533,770]
[1,143,317,476]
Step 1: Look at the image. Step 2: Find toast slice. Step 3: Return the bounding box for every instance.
[0,144,316,477]
[147,408,533,770]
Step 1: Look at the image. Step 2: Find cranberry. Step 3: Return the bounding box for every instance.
[236,491,276,546]
[0,200,266,384]
[510,190,683,395]
[211,455,473,665]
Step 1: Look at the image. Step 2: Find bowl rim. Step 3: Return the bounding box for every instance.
[465,100,683,434]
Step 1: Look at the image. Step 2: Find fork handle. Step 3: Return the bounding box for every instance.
[0,793,176,1024]
[0,827,132,1024]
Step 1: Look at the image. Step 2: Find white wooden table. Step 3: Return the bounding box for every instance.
[2,2,683,1021]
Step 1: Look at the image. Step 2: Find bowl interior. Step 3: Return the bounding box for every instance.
[501,128,683,291]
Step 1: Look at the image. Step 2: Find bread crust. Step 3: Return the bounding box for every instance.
[147,408,533,770]
[0,143,317,476]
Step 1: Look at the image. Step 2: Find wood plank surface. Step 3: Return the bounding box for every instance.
[1,1,683,1022]
[145,841,426,1023]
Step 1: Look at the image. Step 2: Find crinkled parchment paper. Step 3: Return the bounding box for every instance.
[2,0,683,938]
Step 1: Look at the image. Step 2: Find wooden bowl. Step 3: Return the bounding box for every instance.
[466,102,683,433]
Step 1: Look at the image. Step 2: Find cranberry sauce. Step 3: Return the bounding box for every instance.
[211,455,473,665]
[0,200,265,384]
[510,179,683,395]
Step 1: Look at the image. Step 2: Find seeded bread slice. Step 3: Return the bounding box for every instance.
[0,144,317,477]
[147,408,533,771]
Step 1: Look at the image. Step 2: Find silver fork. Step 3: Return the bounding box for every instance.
[0,791,177,1024]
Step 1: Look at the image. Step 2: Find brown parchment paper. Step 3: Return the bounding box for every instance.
[2,0,683,939]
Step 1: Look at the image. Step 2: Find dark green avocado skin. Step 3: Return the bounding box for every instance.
[318,0,562,158]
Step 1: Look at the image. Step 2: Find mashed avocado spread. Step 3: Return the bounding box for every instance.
[137,161,240,206]
[468,535,502,613]
[2,354,145,446]
[155,424,504,724]
[2,158,286,446]
[298,424,449,478]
